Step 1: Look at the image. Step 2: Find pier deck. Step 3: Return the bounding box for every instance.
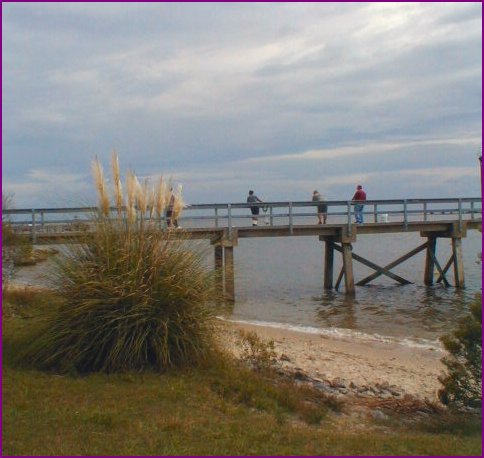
[5,198,482,299]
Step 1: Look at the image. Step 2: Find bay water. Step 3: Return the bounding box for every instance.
[13,228,481,349]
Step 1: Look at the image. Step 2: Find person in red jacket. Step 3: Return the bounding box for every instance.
[351,185,366,223]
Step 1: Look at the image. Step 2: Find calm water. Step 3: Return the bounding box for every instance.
[230,230,482,345]
[14,229,481,347]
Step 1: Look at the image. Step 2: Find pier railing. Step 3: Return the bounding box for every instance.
[4,197,482,241]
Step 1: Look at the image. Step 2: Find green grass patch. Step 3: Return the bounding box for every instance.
[2,290,482,456]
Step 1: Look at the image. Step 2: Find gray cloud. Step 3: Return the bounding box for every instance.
[2,2,482,208]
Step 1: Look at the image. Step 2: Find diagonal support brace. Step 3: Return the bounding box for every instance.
[357,242,427,286]
[427,245,450,287]
[333,243,412,286]
[436,255,454,284]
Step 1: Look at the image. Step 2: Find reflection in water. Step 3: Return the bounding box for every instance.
[312,283,476,340]
[316,291,358,330]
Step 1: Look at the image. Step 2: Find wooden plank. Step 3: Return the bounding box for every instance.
[357,242,427,285]
[333,243,411,285]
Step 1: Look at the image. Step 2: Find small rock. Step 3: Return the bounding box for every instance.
[294,370,308,380]
[313,381,332,393]
[331,377,347,389]
[279,354,291,362]
[371,409,389,421]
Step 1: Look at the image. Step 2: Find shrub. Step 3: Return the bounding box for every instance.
[237,330,277,371]
[2,193,33,289]
[438,295,482,408]
[19,154,217,373]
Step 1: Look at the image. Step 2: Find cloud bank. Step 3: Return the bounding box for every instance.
[2,2,482,207]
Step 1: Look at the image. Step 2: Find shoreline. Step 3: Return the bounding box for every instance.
[6,281,447,402]
[223,320,445,401]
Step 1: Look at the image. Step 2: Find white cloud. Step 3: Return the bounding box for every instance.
[243,137,482,164]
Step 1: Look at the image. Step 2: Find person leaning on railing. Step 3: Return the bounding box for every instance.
[351,185,367,224]
[312,190,327,224]
[247,190,263,226]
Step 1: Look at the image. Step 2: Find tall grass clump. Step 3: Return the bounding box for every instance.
[2,193,33,290]
[19,154,217,373]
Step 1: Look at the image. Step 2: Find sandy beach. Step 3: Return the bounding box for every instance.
[224,320,445,401]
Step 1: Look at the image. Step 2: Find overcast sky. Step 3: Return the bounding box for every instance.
[2,2,482,208]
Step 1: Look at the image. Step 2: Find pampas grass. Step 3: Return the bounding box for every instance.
[92,157,110,217]
[111,150,124,214]
[19,154,215,374]
[172,184,185,223]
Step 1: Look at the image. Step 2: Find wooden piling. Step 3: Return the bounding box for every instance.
[214,245,224,294]
[424,237,437,285]
[224,246,235,302]
[324,241,334,289]
[452,237,465,288]
[342,243,355,295]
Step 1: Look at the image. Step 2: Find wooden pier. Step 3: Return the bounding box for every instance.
[5,198,482,301]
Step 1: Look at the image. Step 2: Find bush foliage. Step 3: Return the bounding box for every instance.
[438,295,482,408]
[18,154,217,373]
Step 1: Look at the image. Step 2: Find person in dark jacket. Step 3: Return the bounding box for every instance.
[247,190,263,226]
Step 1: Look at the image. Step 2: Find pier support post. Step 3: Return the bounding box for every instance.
[424,236,436,285]
[452,237,465,288]
[323,241,335,289]
[211,230,238,303]
[342,243,355,295]
[214,245,224,295]
[224,246,235,302]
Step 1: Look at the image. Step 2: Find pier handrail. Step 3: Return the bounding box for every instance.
[3,197,482,215]
[4,197,482,242]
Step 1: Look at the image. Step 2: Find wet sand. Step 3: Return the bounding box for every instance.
[223,321,445,401]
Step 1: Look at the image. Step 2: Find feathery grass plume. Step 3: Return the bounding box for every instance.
[172,184,185,222]
[154,176,166,219]
[111,150,124,215]
[92,157,110,217]
[17,155,219,374]
[126,170,137,225]
[148,186,156,219]
[136,178,149,216]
